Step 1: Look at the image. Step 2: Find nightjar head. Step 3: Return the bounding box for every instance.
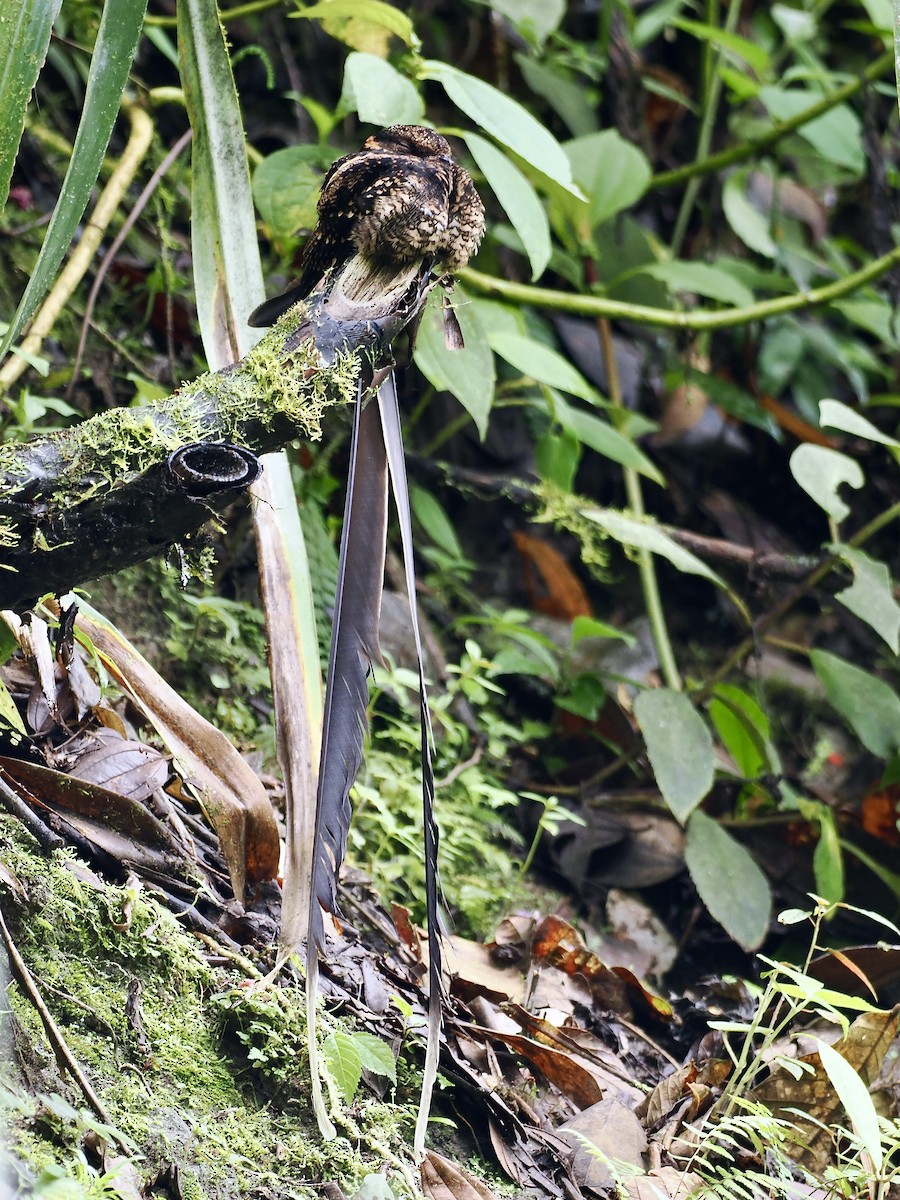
[363,125,452,161]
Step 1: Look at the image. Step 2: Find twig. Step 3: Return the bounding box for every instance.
[0,104,154,393]
[0,899,129,1150]
[460,241,900,329]
[649,48,893,192]
[67,127,193,400]
[597,311,681,690]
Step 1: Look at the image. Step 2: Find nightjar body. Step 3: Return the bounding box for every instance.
[249,125,485,327]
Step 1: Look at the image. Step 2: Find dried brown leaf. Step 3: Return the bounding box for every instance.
[68,606,279,900]
[560,1097,648,1190]
[420,1150,500,1200]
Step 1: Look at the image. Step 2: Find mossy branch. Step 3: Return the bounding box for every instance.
[0,258,435,612]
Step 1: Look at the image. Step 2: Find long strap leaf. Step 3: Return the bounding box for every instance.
[377,373,441,1158]
[307,391,388,1138]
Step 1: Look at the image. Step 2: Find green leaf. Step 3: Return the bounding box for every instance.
[535,429,581,491]
[816,1040,883,1172]
[0,675,25,741]
[581,508,732,591]
[562,129,651,228]
[413,286,495,438]
[813,807,844,904]
[673,17,770,74]
[487,0,565,47]
[421,60,580,197]
[343,52,423,125]
[789,445,864,522]
[572,616,635,646]
[411,487,464,559]
[811,650,900,759]
[0,0,149,358]
[352,1032,397,1082]
[634,688,715,821]
[722,169,776,258]
[489,332,598,401]
[515,55,598,137]
[641,260,754,308]
[833,546,900,653]
[253,149,322,238]
[0,0,62,209]
[819,398,900,448]
[295,0,416,53]
[708,683,771,779]
[685,810,772,950]
[554,398,665,484]
[180,0,266,364]
[323,1031,363,1101]
[465,133,551,280]
[760,87,865,174]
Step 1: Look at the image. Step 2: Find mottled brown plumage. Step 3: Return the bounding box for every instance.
[248,125,485,327]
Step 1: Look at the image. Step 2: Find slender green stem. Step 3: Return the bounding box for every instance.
[461,241,900,328]
[648,48,893,192]
[670,0,742,256]
[598,318,682,690]
[146,0,283,25]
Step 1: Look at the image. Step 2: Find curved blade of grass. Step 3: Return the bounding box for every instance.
[179,0,327,1127]
[0,0,62,209]
[0,0,148,359]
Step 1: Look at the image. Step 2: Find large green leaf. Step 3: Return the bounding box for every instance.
[0,0,148,358]
[634,688,714,822]
[760,86,865,174]
[581,508,728,587]
[179,0,265,363]
[465,133,551,280]
[344,52,423,125]
[819,398,900,448]
[413,286,495,438]
[252,148,323,239]
[0,0,62,209]
[722,168,777,258]
[562,129,651,229]
[322,1031,363,1102]
[811,650,900,759]
[685,810,771,950]
[554,397,664,484]
[641,260,754,308]
[489,331,599,402]
[421,60,580,197]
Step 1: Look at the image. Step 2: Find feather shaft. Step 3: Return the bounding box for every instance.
[377,375,441,1158]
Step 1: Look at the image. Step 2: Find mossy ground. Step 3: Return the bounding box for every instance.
[0,815,417,1199]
